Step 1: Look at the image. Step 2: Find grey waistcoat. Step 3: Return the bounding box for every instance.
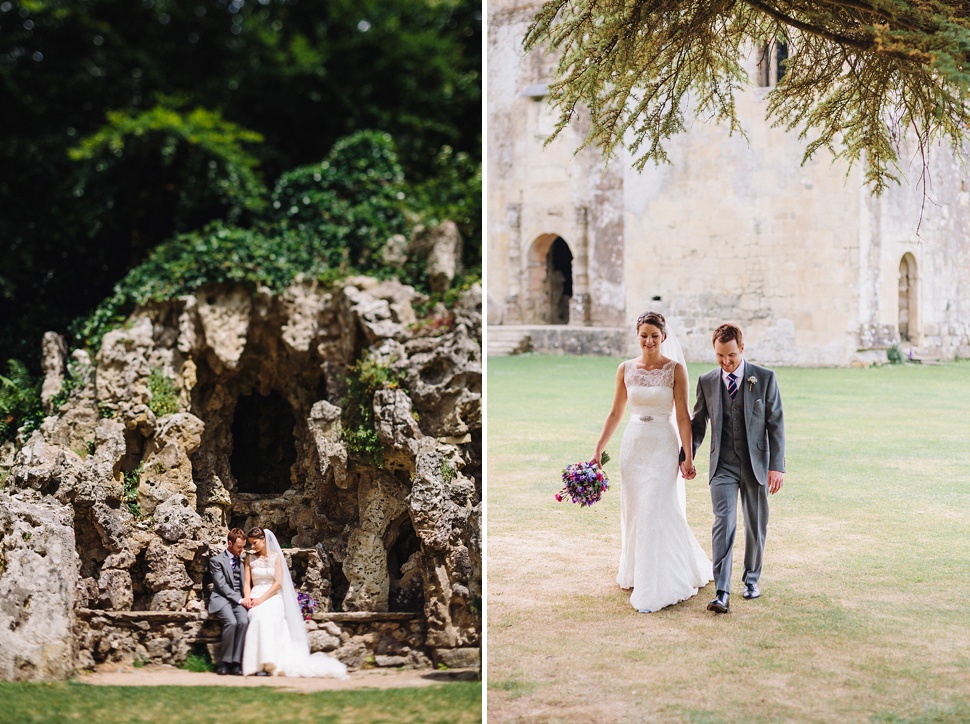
[719,375,751,467]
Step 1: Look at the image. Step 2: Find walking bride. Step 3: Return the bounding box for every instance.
[242,527,348,678]
[591,312,712,612]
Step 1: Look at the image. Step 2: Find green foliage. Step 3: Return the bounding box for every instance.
[179,650,214,673]
[342,356,407,467]
[69,128,476,354]
[887,344,904,365]
[271,130,410,271]
[0,0,481,370]
[70,223,327,351]
[69,104,268,231]
[409,273,480,336]
[440,460,457,484]
[147,369,180,417]
[0,360,43,444]
[525,0,970,193]
[411,146,482,271]
[0,680,484,723]
[123,464,143,519]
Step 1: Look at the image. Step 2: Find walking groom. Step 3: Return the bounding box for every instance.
[686,323,785,614]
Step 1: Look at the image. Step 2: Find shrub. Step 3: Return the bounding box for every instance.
[148,369,180,417]
[123,464,144,518]
[270,130,411,271]
[0,360,43,444]
[70,224,328,351]
[342,356,407,467]
[69,104,267,233]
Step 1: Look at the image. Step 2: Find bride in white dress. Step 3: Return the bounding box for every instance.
[592,312,712,612]
[241,527,348,678]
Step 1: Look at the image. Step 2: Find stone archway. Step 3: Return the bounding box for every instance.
[898,253,918,343]
[523,234,573,324]
[229,390,297,496]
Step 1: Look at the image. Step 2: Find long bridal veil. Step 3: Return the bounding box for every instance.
[264,529,349,678]
[660,326,690,514]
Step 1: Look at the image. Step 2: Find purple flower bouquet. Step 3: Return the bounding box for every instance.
[297,591,318,620]
[556,453,610,507]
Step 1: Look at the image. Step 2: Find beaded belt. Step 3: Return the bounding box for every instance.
[634,415,655,422]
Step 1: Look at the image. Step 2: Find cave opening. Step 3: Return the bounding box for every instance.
[388,516,424,613]
[229,390,297,495]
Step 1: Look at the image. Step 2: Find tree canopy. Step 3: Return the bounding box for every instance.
[0,0,481,366]
[524,0,970,191]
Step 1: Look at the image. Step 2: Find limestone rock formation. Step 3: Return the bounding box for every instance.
[0,489,79,681]
[0,276,481,680]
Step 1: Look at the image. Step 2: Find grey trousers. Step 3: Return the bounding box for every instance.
[710,460,769,594]
[211,598,249,664]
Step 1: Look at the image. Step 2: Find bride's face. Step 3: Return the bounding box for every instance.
[249,537,266,554]
[637,324,664,354]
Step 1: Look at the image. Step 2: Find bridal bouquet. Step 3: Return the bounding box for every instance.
[297,592,318,620]
[556,452,610,507]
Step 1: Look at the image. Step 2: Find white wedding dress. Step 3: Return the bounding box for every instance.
[617,359,712,612]
[242,534,348,678]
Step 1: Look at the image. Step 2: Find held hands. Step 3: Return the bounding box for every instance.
[679,460,697,480]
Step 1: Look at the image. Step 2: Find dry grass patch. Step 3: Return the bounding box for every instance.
[486,356,970,723]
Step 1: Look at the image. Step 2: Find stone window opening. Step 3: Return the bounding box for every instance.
[755,39,789,88]
[899,252,919,343]
[229,390,297,496]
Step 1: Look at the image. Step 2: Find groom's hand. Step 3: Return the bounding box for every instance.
[768,470,784,494]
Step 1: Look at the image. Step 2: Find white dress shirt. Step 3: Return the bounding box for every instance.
[721,359,746,393]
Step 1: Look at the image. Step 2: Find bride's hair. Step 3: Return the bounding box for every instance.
[635,311,666,339]
[247,526,265,540]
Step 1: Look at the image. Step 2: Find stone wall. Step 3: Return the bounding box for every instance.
[487,0,970,366]
[0,276,482,679]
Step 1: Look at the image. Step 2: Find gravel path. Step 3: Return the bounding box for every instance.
[76,664,479,692]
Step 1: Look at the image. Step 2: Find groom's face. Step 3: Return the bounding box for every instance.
[228,537,246,557]
[714,339,744,374]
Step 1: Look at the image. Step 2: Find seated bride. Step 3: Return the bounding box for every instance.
[241,527,348,678]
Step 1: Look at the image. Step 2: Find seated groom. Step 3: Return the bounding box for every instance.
[208,528,249,675]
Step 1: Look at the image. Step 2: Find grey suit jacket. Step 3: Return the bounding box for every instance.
[690,361,785,486]
[208,549,244,613]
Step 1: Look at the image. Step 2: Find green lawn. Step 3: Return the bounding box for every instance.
[0,681,481,724]
[486,355,970,723]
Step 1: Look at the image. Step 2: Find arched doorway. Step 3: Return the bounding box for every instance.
[524,234,573,324]
[547,237,573,324]
[898,253,918,343]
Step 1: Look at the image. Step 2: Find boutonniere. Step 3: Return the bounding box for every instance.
[747,375,757,391]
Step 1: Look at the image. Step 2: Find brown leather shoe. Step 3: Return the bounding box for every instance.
[707,590,730,613]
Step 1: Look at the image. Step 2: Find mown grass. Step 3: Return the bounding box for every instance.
[0,681,481,724]
[486,355,970,723]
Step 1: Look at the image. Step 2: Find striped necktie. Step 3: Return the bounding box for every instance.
[727,373,738,399]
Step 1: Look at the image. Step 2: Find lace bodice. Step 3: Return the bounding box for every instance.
[249,552,281,591]
[624,359,676,419]
[624,359,676,388]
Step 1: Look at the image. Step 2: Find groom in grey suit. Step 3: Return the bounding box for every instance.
[688,323,785,614]
[208,528,250,674]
